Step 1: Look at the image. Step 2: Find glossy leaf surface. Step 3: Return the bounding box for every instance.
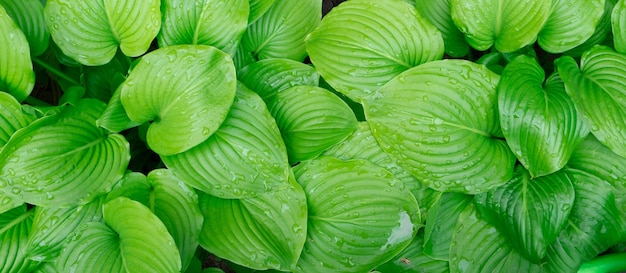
[0,5,34,101]
[415,0,469,57]
[0,0,49,56]
[238,58,318,103]
[538,0,604,53]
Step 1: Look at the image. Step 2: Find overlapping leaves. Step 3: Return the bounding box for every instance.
[0,4,34,101]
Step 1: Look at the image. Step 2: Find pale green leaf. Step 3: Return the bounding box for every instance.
[248,0,274,24]
[612,0,626,53]
[97,84,142,133]
[0,5,34,102]
[44,0,161,65]
[375,230,449,273]
[566,0,616,56]
[415,0,469,57]
[364,59,516,194]
[306,0,444,102]
[0,191,21,214]
[294,156,421,273]
[423,192,472,261]
[538,0,604,53]
[120,45,237,156]
[0,0,49,56]
[0,205,37,273]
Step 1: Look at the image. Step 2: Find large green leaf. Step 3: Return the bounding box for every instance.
[0,5,34,102]
[538,0,604,53]
[474,166,575,263]
[0,92,36,147]
[294,156,421,273]
[364,59,516,194]
[423,192,472,261]
[240,0,321,62]
[555,45,626,158]
[0,205,37,273]
[57,197,181,273]
[248,0,274,24]
[44,0,161,65]
[376,230,449,273]
[415,0,469,57]
[0,99,130,207]
[0,0,49,56]
[306,0,444,102]
[450,0,551,52]
[120,45,237,156]
[613,0,626,53]
[159,0,249,54]
[198,175,307,271]
[162,84,290,198]
[498,55,589,177]
[269,86,358,164]
[566,0,616,56]
[449,203,543,273]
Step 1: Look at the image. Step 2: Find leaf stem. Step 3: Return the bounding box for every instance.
[577,252,626,273]
[33,57,81,86]
[23,96,52,107]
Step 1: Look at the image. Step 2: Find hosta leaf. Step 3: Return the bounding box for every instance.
[269,86,358,164]
[306,0,444,102]
[555,45,626,158]
[450,0,551,52]
[44,0,161,66]
[0,205,37,273]
[162,84,289,198]
[237,58,319,103]
[498,55,589,177]
[0,99,130,207]
[375,231,449,273]
[240,0,321,62]
[159,0,249,54]
[0,92,36,147]
[120,45,237,156]
[423,192,472,260]
[449,203,542,273]
[83,51,130,102]
[0,0,49,56]
[544,168,626,272]
[0,5,34,102]
[248,0,274,24]
[25,198,103,263]
[538,0,604,53]
[57,197,181,273]
[613,0,626,53]
[566,0,616,56]
[294,156,421,273]
[415,0,469,57]
[97,83,142,133]
[198,175,307,271]
[364,59,516,194]
[0,191,21,214]
[474,166,575,263]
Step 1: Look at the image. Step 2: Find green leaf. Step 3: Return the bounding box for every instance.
[613,0,626,53]
[555,45,626,158]
[566,0,616,56]
[83,50,130,102]
[415,0,469,57]
[0,99,130,207]
[238,58,319,104]
[0,5,34,102]
[294,156,421,273]
[364,59,516,194]
[162,84,290,198]
[449,203,543,273]
[423,192,472,261]
[57,197,182,273]
[198,175,307,271]
[120,45,237,156]
[0,191,21,215]
[159,0,249,54]
[0,92,36,147]
[375,230,449,273]
[450,0,551,52]
[269,86,358,164]
[498,55,589,177]
[248,0,274,24]
[44,0,161,65]
[97,83,142,133]
[0,205,37,273]
[241,0,321,62]
[474,166,575,263]
[306,0,444,102]
[538,0,605,53]
[0,0,49,56]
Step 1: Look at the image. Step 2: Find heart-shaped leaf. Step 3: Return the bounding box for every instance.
[423,192,472,260]
[0,0,49,56]
[120,45,237,156]
[498,55,589,177]
[556,45,626,157]
[0,92,36,147]
[450,0,551,52]
[268,86,358,164]
[364,59,516,194]
[0,99,130,207]
[159,0,249,54]
[248,0,274,24]
[44,0,161,65]
[0,5,34,102]
[198,175,307,271]
[306,0,444,102]
[294,156,421,273]
[415,0,469,57]
[375,231,449,273]
[57,197,181,273]
[566,0,615,56]
[162,84,290,198]
[474,166,575,263]
[538,0,604,53]
[0,205,37,273]
[612,0,626,53]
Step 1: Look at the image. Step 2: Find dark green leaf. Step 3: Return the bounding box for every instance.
[423,192,472,260]
[376,230,449,273]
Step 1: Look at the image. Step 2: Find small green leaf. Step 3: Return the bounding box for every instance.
[364,59,516,194]
[120,45,237,156]
[0,0,49,56]
[375,230,449,273]
[269,86,358,164]
[159,0,249,54]
[306,0,444,102]
[450,0,551,52]
[0,92,36,147]
[0,5,34,102]
[44,0,161,65]
[423,192,472,261]
[612,0,626,53]
[248,0,274,24]
[415,0,469,57]
[294,156,421,273]
[0,205,37,273]
[538,0,604,53]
